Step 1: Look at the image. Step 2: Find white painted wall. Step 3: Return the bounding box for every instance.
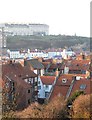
[2,23,49,36]
[61,49,75,59]
[9,51,20,59]
[34,70,38,75]
[44,85,52,92]
[38,76,53,99]
[38,77,45,98]
[64,66,69,74]
[8,50,48,59]
[41,69,44,76]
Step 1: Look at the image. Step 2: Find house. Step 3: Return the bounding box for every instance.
[70,77,90,96]
[38,76,56,103]
[60,59,90,74]
[76,53,86,60]
[24,59,44,76]
[61,48,75,59]
[0,78,2,118]
[49,73,90,101]
[42,61,51,73]
[50,74,75,100]
[2,60,38,110]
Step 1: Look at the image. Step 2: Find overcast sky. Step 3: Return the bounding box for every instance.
[0,0,91,37]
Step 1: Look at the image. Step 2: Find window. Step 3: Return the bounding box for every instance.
[45,85,49,89]
[38,81,40,84]
[6,82,9,88]
[62,78,67,83]
[6,93,9,99]
[28,99,31,104]
[28,89,30,93]
[45,92,49,98]
[35,86,37,91]
[12,87,15,91]
[35,82,37,86]
[6,82,9,86]
[80,84,86,90]
[82,70,86,74]
[38,86,41,90]
[38,94,40,97]
[12,82,14,86]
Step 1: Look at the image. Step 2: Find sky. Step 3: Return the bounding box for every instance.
[0,0,91,37]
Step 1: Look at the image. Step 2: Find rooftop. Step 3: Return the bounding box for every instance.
[40,76,56,85]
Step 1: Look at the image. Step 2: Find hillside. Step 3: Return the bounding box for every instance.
[6,35,90,50]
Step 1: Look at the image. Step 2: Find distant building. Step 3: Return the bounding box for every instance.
[7,49,48,59]
[61,48,75,59]
[0,23,49,36]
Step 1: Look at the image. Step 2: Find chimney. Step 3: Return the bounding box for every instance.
[86,70,90,78]
[55,68,60,77]
[19,59,25,67]
[8,60,13,64]
[38,57,43,62]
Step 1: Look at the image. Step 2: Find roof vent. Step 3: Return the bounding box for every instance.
[62,78,67,83]
[26,75,28,77]
[14,75,16,77]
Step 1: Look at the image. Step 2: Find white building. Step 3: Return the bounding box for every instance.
[48,52,62,58]
[38,76,56,99]
[7,48,75,59]
[0,23,49,36]
[61,48,75,59]
[7,49,48,59]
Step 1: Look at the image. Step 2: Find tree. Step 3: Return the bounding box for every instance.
[14,95,67,119]
[71,94,91,118]
[66,90,84,107]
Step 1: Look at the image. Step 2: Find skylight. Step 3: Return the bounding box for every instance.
[80,84,86,90]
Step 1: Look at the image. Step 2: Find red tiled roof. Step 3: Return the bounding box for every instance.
[2,62,37,79]
[4,74,31,89]
[56,74,74,86]
[2,62,38,89]
[70,78,90,96]
[40,76,55,85]
[60,59,90,71]
[0,78,4,87]
[50,74,73,100]
[50,85,69,100]
[50,74,88,100]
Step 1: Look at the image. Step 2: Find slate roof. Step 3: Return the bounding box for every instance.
[42,62,50,69]
[26,59,44,69]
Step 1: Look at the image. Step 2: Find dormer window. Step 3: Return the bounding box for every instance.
[62,78,67,83]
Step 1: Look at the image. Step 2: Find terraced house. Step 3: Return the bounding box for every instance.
[2,60,38,111]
